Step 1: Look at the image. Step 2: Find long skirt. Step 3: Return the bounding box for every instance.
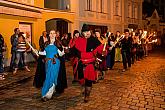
[33,55,46,88]
[41,58,60,99]
[106,48,115,69]
[115,48,122,62]
[55,57,68,93]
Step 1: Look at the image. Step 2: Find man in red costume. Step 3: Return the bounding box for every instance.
[70,24,105,102]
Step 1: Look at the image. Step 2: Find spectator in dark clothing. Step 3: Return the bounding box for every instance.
[61,34,70,61]
[120,29,132,72]
[9,28,20,71]
[0,34,6,80]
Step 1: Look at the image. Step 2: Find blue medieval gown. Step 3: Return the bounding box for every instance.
[41,44,60,99]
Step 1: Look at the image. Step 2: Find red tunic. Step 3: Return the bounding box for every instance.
[74,37,103,81]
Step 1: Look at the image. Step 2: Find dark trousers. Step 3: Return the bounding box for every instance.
[136,49,140,60]
[10,51,16,70]
[139,45,144,59]
[0,54,4,74]
[131,50,136,64]
[121,50,131,69]
[56,57,68,93]
[136,45,141,61]
[85,79,93,87]
[73,64,78,80]
[10,51,24,70]
[15,52,26,68]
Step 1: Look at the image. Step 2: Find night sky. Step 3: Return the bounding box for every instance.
[143,0,165,21]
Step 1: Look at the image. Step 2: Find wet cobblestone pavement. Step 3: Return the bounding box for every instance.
[0,49,165,110]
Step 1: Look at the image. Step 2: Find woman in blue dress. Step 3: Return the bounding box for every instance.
[41,30,65,101]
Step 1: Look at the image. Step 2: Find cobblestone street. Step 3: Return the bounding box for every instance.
[0,49,165,110]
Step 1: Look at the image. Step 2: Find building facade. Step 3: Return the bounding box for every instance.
[74,0,143,34]
[143,9,165,46]
[0,0,75,66]
[0,0,143,66]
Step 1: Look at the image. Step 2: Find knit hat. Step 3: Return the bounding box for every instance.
[81,24,90,32]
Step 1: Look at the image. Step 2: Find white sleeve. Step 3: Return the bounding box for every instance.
[58,49,65,56]
[38,50,46,55]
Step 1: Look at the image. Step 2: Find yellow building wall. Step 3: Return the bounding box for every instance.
[0,14,43,64]
[0,16,18,60]
[42,11,74,23]
[8,0,44,8]
[0,0,75,66]
[0,13,75,66]
[34,0,44,8]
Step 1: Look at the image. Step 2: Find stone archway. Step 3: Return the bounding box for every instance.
[46,18,72,37]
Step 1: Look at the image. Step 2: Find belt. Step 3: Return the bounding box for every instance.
[81,58,95,64]
[45,54,58,63]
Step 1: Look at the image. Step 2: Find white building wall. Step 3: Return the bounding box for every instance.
[74,0,143,33]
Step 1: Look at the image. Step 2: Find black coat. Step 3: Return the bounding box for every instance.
[10,34,18,53]
[120,37,132,51]
[0,35,5,53]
